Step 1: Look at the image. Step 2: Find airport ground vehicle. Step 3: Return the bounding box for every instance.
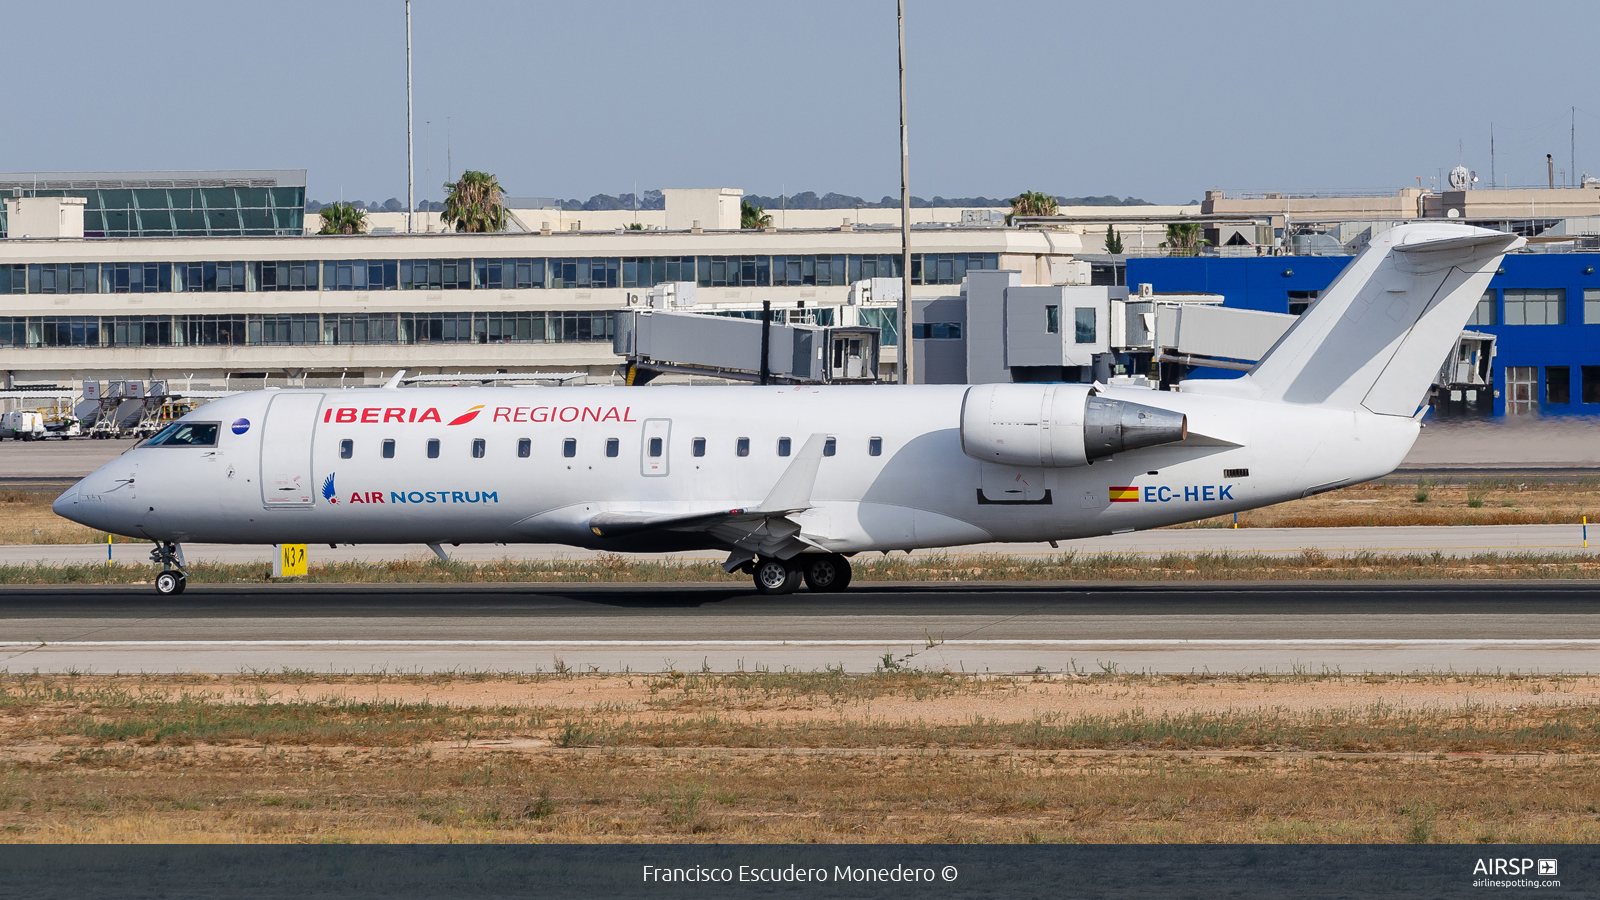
[0,410,46,441]
[53,225,1521,594]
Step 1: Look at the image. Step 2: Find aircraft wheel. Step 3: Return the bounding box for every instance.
[802,554,852,592]
[155,571,186,596]
[752,558,802,595]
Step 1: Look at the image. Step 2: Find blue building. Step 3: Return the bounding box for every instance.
[1127,253,1600,417]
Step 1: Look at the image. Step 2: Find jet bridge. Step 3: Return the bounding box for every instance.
[613,308,880,385]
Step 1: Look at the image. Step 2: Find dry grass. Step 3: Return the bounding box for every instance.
[0,672,1596,843]
[1181,478,1600,529]
[7,549,1600,585]
[0,490,110,545]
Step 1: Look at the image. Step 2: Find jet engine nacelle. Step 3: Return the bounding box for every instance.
[959,383,1188,468]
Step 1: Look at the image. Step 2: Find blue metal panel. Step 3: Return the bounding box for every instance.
[1126,252,1600,415]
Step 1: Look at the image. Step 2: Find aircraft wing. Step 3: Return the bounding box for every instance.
[585,433,832,559]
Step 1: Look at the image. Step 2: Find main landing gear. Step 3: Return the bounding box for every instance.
[748,553,853,595]
[149,541,187,595]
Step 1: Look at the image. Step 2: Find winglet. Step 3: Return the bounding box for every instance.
[384,370,407,390]
[756,433,829,513]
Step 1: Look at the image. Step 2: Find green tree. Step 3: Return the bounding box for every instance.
[741,200,772,229]
[441,170,507,233]
[1162,221,1209,257]
[1006,190,1059,225]
[1104,224,1124,255]
[317,202,368,235]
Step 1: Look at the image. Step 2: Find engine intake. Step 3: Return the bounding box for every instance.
[960,383,1187,468]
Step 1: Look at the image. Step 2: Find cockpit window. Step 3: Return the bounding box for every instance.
[146,422,220,447]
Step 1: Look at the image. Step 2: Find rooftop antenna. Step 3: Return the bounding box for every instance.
[1572,106,1577,188]
[446,116,452,186]
[405,0,414,233]
[896,0,914,385]
[1490,122,1496,190]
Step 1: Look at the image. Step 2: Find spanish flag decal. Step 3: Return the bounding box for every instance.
[1108,486,1140,503]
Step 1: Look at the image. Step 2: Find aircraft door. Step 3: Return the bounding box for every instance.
[640,418,671,476]
[259,392,325,508]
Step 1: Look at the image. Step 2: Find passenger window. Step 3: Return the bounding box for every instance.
[340,439,353,459]
[823,437,836,457]
[606,438,619,457]
[563,438,576,458]
[472,438,486,459]
[649,437,663,457]
[736,437,750,457]
[777,437,792,457]
[382,439,395,459]
[869,437,882,456]
[427,438,440,459]
[692,437,706,457]
[518,438,531,458]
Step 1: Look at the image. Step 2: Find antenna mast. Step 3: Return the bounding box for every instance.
[405,0,414,234]
[897,0,914,385]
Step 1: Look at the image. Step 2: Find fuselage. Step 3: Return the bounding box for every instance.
[54,383,1419,554]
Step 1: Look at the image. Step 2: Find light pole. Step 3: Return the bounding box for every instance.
[405,0,414,233]
[897,0,914,384]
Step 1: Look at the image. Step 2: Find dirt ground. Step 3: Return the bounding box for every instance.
[1,672,1596,844]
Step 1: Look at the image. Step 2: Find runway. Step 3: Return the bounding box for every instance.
[0,581,1596,674]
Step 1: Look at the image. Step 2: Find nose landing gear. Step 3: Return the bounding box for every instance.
[149,541,188,595]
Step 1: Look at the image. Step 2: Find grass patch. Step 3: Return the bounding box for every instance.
[7,549,1600,585]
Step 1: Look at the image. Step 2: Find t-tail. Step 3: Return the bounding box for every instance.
[1185,223,1524,416]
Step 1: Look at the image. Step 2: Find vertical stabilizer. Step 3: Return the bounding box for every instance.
[1185,224,1523,415]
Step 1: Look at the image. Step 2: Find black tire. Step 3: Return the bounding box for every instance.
[155,571,185,596]
[751,558,802,595]
[802,554,852,592]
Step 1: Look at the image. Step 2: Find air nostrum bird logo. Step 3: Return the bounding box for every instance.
[322,473,338,504]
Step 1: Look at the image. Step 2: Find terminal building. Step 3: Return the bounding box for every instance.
[4,170,1600,421]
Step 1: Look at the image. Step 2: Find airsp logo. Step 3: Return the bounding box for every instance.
[1473,858,1555,876]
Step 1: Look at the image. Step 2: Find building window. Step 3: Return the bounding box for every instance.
[563,438,576,458]
[869,437,882,457]
[736,437,750,457]
[427,439,440,459]
[340,439,353,459]
[1546,366,1571,404]
[1505,366,1538,415]
[518,438,531,458]
[912,322,962,339]
[1585,289,1600,325]
[1288,290,1318,316]
[382,439,395,459]
[1045,305,1059,334]
[1503,288,1565,325]
[1074,308,1097,344]
[692,438,706,457]
[1583,366,1600,403]
[605,438,619,457]
[1469,289,1498,326]
[472,438,486,458]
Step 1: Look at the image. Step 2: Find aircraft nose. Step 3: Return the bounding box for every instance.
[51,483,80,520]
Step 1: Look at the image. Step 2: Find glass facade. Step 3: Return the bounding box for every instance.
[0,311,614,348]
[0,171,305,237]
[0,254,998,295]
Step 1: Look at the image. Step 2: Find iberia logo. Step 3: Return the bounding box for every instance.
[1109,486,1139,503]
[322,473,338,504]
[447,405,485,426]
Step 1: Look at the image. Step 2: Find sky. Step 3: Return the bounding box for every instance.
[4,0,1599,205]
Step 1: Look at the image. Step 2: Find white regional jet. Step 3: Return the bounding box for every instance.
[55,224,1521,595]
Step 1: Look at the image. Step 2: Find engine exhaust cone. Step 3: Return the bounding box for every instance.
[1084,397,1188,461]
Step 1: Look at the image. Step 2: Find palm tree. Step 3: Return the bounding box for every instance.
[741,200,772,230]
[1162,222,1209,257]
[441,170,507,233]
[1006,191,1059,225]
[317,202,368,235]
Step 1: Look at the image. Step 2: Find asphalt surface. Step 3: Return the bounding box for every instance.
[0,581,1596,674]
